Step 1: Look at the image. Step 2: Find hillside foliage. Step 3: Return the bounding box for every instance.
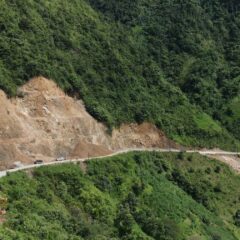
[0,0,239,149]
[1,152,240,239]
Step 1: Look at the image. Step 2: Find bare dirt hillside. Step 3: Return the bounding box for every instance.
[0,77,177,169]
[209,155,240,172]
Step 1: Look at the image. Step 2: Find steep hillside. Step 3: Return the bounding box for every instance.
[0,77,176,169]
[1,152,240,239]
[89,0,240,132]
[0,0,239,149]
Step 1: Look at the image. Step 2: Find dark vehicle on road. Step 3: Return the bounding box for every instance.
[34,160,43,165]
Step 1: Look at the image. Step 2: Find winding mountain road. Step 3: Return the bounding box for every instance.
[0,148,239,178]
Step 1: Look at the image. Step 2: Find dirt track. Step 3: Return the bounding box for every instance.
[209,154,240,172]
[0,148,239,178]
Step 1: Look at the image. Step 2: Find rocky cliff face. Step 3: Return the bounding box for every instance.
[0,77,177,169]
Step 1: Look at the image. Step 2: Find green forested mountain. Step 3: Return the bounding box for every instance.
[1,152,240,239]
[0,0,240,149]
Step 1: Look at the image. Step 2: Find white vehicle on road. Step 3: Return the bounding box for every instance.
[56,157,65,162]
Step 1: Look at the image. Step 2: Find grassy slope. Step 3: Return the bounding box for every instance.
[0,152,240,239]
[0,0,239,150]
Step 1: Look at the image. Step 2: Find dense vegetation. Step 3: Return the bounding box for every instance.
[0,0,239,149]
[0,152,240,239]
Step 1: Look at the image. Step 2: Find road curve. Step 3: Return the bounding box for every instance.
[0,148,239,178]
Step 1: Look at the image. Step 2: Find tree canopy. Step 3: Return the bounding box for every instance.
[0,0,239,149]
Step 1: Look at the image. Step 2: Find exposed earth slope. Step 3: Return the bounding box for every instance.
[0,77,176,169]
